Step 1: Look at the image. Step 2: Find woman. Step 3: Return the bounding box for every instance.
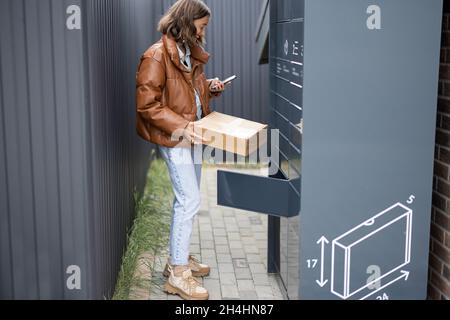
[135,0,225,300]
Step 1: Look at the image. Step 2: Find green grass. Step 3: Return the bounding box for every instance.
[112,153,173,300]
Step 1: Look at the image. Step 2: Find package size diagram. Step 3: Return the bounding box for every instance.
[331,203,412,299]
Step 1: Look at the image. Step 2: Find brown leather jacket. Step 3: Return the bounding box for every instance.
[136,34,221,147]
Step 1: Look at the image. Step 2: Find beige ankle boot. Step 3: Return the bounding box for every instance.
[164,265,209,300]
[163,255,210,278]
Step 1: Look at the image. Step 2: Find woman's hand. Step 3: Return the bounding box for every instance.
[183,121,203,145]
[209,78,225,93]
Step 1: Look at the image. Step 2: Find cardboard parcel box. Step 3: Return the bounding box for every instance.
[195,112,267,157]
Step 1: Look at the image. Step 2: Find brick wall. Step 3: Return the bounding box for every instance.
[429,4,450,300]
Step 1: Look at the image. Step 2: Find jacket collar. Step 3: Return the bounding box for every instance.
[162,34,210,72]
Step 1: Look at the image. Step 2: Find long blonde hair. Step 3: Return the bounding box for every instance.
[158,0,211,48]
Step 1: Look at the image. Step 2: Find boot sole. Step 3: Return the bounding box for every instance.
[164,282,209,300]
[163,269,210,278]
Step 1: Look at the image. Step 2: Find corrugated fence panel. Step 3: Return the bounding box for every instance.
[84,0,165,299]
[0,0,15,300]
[82,0,162,299]
[204,0,270,123]
[53,0,91,299]
[0,0,163,299]
[26,0,68,299]
[0,0,266,299]
[1,0,49,299]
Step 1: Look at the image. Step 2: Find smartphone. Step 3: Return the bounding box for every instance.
[211,75,237,92]
[222,75,237,85]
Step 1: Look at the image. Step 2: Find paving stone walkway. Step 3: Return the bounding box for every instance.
[150,166,284,300]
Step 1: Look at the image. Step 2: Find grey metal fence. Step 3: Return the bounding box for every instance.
[0,0,161,299]
[0,0,269,299]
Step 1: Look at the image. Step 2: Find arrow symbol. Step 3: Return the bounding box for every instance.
[316,236,329,287]
[400,270,409,281]
[360,270,410,300]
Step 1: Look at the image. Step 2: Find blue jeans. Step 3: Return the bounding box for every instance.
[159,145,202,266]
